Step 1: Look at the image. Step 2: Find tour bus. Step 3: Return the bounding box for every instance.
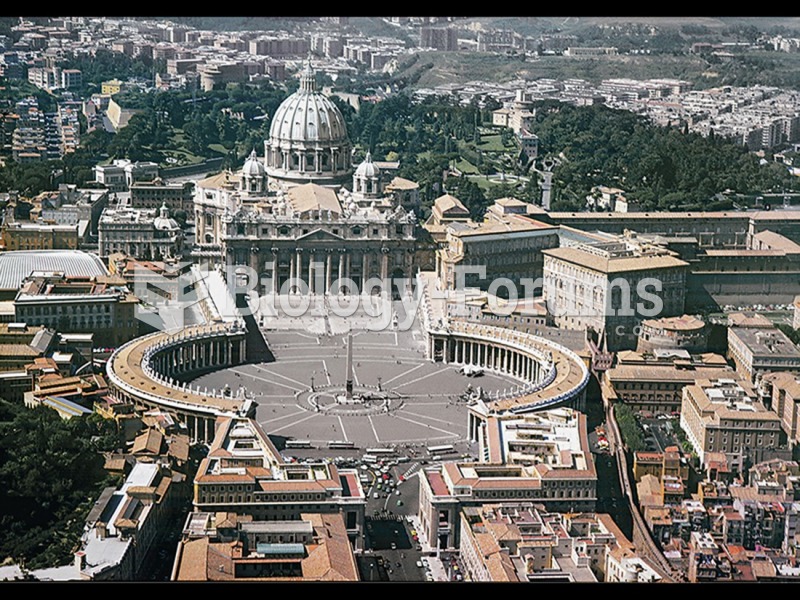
[362,454,378,464]
[285,440,313,449]
[328,441,356,449]
[427,444,456,455]
[366,448,395,456]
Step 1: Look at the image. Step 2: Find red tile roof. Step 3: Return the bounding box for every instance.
[427,471,450,497]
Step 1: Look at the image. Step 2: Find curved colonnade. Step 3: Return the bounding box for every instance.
[425,319,590,442]
[106,322,253,444]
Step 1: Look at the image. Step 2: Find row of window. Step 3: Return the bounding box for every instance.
[201,487,327,503]
[21,303,112,316]
[32,316,113,328]
[614,382,679,391]
[708,431,775,446]
[201,498,335,513]
[471,486,592,500]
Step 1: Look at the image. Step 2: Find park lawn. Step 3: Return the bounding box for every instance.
[477,134,515,152]
[207,143,229,155]
[471,176,495,192]
[454,158,480,175]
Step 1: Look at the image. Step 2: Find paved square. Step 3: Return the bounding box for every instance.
[191,295,521,448]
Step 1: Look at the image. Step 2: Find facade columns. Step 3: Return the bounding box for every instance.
[381,252,389,281]
[296,251,303,291]
[338,254,344,288]
[271,254,278,294]
[308,252,315,294]
[362,253,369,290]
[326,252,332,294]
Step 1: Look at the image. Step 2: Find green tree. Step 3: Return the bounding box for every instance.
[0,401,123,569]
[614,403,646,452]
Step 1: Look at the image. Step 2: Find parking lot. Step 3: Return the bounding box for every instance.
[639,413,682,452]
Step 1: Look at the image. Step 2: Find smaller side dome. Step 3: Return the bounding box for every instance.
[154,203,179,231]
[354,152,380,179]
[242,149,265,177]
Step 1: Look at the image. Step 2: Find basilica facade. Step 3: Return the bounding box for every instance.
[192,64,424,295]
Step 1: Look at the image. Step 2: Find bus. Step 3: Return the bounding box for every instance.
[328,441,356,449]
[427,444,455,455]
[366,448,395,456]
[285,440,313,449]
[362,454,378,464]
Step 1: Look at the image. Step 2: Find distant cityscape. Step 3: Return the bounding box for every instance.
[3,15,800,584]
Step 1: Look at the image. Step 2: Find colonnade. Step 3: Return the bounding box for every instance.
[150,334,245,377]
[107,324,252,445]
[237,247,395,294]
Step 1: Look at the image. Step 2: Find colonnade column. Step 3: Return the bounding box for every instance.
[295,250,303,292]
[381,252,389,281]
[308,252,315,294]
[326,251,333,294]
[271,251,278,294]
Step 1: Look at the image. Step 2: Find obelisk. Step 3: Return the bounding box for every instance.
[345,333,354,400]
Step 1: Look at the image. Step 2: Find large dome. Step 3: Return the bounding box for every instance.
[264,62,352,188]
